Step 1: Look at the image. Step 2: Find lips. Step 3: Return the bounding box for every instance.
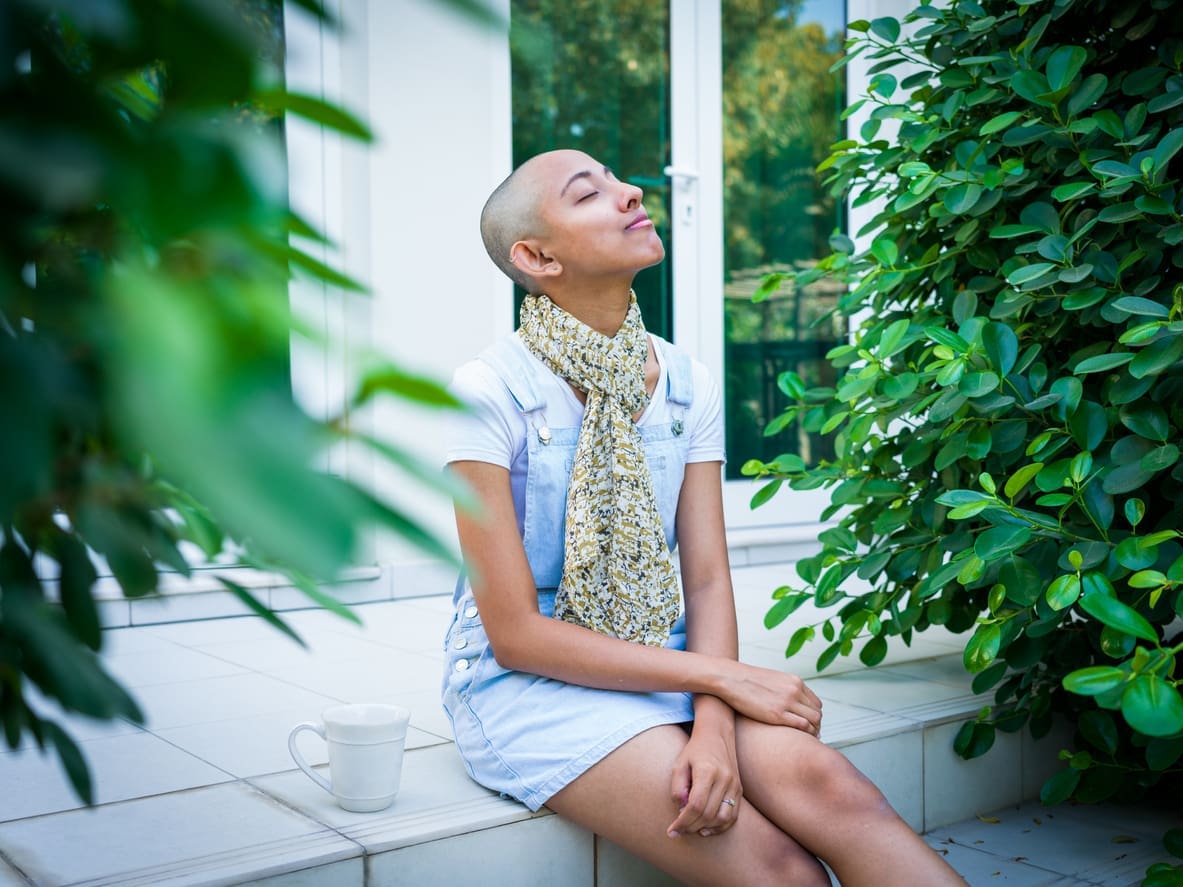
[625,210,652,231]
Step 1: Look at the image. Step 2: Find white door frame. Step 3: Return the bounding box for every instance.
[672,0,840,538]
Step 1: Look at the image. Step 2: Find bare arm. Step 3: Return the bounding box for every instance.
[451,459,729,694]
[450,459,821,728]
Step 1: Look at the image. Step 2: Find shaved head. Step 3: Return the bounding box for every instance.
[480,150,585,292]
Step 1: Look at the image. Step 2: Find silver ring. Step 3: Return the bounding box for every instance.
[722,798,736,808]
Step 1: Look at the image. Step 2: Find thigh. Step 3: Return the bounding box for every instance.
[546,724,829,887]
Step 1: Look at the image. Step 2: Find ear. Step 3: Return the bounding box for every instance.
[509,239,563,280]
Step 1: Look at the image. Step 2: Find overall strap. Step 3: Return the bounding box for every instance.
[476,333,548,414]
[653,335,694,408]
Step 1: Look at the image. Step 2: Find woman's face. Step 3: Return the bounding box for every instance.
[532,150,666,280]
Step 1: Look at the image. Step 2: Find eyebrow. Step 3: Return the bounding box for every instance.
[560,165,613,197]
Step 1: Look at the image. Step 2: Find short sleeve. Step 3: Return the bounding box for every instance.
[443,360,524,468]
[685,360,726,464]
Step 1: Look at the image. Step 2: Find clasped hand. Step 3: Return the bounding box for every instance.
[666,666,822,839]
[720,663,823,736]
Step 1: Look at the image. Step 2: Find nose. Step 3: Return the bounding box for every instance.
[620,180,642,210]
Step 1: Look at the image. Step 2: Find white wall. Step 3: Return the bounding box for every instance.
[287,0,910,584]
[287,0,513,586]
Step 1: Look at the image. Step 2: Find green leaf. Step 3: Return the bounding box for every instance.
[1116,537,1156,571]
[1046,45,1087,92]
[1078,710,1118,756]
[1129,335,1183,379]
[1007,263,1057,286]
[1012,69,1053,106]
[218,578,305,647]
[1004,462,1044,499]
[1045,574,1082,610]
[785,625,816,658]
[869,16,900,42]
[956,720,997,760]
[1067,73,1108,116]
[43,721,93,806]
[990,223,1044,239]
[1142,444,1180,473]
[964,622,1002,673]
[765,593,809,629]
[948,500,992,519]
[1164,827,1183,859]
[959,371,1000,397]
[750,478,782,509]
[816,640,845,671]
[1040,768,1080,805]
[254,89,373,140]
[936,490,995,507]
[1147,738,1183,772]
[871,238,899,266]
[1111,297,1169,318]
[1051,181,1097,201]
[55,532,101,651]
[974,526,1032,561]
[1074,352,1133,373]
[860,635,888,667]
[354,365,463,409]
[1129,570,1167,589]
[982,322,1019,376]
[1154,127,1183,173]
[882,372,919,399]
[926,326,971,352]
[1063,665,1126,696]
[945,183,983,214]
[1120,402,1169,442]
[1122,675,1183,737]
[1079,592,1158,642]
[980,111,1024,135]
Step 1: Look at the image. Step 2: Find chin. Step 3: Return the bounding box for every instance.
[641,239,667,268]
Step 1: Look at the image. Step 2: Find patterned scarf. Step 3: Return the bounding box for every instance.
[517,292,680,646]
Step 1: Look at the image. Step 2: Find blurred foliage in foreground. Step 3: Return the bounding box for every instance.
[0,0,463,802]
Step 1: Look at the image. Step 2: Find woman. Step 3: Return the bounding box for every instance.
[442,149,965,886]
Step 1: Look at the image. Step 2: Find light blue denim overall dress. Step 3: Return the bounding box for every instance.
[441,333,697,811]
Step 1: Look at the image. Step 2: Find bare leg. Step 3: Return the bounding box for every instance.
[734,718,967,887]
[546,724,831,887]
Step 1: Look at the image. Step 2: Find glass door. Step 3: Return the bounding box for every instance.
[508,0,848,532]
[509,0,674,340]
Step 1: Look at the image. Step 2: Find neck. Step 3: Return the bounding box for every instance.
[544,278,635,337]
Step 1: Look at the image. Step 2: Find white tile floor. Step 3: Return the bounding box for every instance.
[0,563,1178,886]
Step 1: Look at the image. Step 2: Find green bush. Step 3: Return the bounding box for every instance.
[0,0,463,802]
[744,0,1183,870]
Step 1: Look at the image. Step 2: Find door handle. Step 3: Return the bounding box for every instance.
[663,165,699,191]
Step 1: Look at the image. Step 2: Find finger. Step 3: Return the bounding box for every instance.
[669,758,691,811]
[703,794,740,836]
[780,709,821,735]
[804,685,824,711]
[668,767,721,837]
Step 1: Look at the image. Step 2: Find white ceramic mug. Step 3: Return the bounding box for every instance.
[288,703,411,812]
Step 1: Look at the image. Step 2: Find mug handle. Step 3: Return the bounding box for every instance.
[288,722,332,795]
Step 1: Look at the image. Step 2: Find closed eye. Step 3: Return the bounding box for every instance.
[576,191,598,203]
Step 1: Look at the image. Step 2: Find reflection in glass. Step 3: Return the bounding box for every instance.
[722,0,847,478]
[509,1,673,340]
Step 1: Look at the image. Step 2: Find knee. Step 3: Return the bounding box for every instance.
[799,741,891,816]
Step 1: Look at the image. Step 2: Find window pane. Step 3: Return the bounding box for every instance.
[509,0,673,341]
[722,0,847,478]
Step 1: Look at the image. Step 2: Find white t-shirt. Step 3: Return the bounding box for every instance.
[445,336,726,534]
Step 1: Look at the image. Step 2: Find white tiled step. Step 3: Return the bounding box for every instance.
[0,572,1082,886]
